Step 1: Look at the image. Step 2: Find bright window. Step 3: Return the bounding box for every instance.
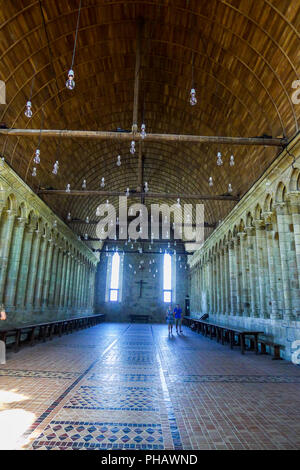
[110,252,120,302]
[163,253,172,303]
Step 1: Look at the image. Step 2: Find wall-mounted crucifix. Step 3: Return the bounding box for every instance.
[135,279,148,298]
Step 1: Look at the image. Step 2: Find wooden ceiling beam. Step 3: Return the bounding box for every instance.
[38,189,239,201]
[0,128,286,146]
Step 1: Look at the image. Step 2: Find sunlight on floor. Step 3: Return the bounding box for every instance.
[0,389,29,405]
[0,409,36,450]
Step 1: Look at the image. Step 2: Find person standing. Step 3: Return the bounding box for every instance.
[174,304,183,334]
[166,304,174,336]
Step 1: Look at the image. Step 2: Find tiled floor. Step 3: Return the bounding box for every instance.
[0,322,300,450]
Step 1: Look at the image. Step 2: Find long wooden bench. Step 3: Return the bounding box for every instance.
[184,316,264,355]
[258,336,284,360]
[0,314,106,357]
[129,314,151,323]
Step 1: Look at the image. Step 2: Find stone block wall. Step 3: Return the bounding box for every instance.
[95,243,188,323]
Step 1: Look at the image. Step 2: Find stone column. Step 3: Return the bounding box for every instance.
[246,226,259,317]
[0,210,16,304]
[42,239,54,308]
[254,220,268,318]
[208,257,213,314]
[34,234,48,309]
[237,232,250,317]
[54,248,63,307]
[274,203,293,320]
[48,244,59,307]
[63,252,72,309]
[15,221,35,308]
[262,212,280,320]
[287,192,300,319]
[4,217,26,308]
[233,237,242,316]
[219,249,225,315]
[25,229,42,309]
[59,252,68,308]
[224,245,230,315]
[228,240,237,316]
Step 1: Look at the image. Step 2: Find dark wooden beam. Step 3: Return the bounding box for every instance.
[0,128,287,147]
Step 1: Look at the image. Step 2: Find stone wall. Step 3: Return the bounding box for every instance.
[95,243,188,323]
[188,135,300,361]
[0,162,98,325]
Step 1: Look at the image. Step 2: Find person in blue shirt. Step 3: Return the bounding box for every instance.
[174,304,183,334]
[166,305,174,336]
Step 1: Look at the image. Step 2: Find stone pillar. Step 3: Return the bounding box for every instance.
[208,257,213,314]
[262,212,280,320]
[237,232,250,317]
[219,249,225,315]
[34,234,48,309]
[246,226,259,317]
[59,251,68,308]
[274,203,294,320]
[254,220,268,318]
[25,229,42,309]
[0,210,16,304]
[228,240,237,316]
[15,221,35,308]
[54,248,63,307]
[233,237,242,316]
[4,217,26,308]
[42,239,54,308]
[48,244,59,307]
[287,192,300,319]
[63,252,72,309]
[224,245,230,315]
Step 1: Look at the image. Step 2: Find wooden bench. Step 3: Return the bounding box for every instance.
[130,314,151,323]
[258,337,284,360]
[184,316,264,355]
[0,314,106,360]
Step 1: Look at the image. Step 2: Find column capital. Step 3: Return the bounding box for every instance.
[261,211,274,225]
[253,219,265,230]
[245,226,256,236]
[237,231,247,240]
[287,191,300,206]
[273,202,287,214]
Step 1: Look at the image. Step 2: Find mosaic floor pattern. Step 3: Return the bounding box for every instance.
[0,322,300,450]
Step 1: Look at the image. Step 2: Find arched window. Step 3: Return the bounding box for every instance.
[110,252,120,302]
[163,253,172,303]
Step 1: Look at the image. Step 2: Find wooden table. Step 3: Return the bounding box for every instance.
[184,317,264,355]
[129,314,151,323]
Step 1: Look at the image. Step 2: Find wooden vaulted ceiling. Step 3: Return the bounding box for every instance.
[0,0,299,245]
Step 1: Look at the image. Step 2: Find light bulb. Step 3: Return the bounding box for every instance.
[32,167,37,177]
[34,149,40,165]
[66,69,75,90]
[82,179,87,189]
[66,184,71,193]
[144,182,149,193]
[117,155,121,167]
[67,213,72,221]
[141,123,146,139]
[52,161,59,175]
[217,152,223,166]
[130,141,136,155]
[86,216,90,224]
[190,88,197,106]
[101,177,105,188]
[228,184,233,193]
[25,101,32,118]
[209,177,213,187]
[230,155,235,167]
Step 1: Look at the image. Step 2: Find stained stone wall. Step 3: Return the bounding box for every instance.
[0,163,98,325]
[94,243,188,322]
[188,135,300,362]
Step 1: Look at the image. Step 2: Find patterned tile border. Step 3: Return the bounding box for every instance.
[168,375,300,383]
[87,373,159,383]
[0,369,80,380]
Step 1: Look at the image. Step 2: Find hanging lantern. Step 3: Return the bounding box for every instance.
[117,155,121,167]
[230,155,235,167]
[34,149,40,165]
[228,184,233,193]
[32,167,37,177]
[52,161,59,175]
[66,184,71,193]
[25,100,33,118]
[67,213,72,221]
[217,152,223,166]
[141,123,146,139]
[66,69,75,90]
[101,177,105,188]
[130,141,136,155]
[190,88,197,106]
[209,177,213,187]
[82,179,87,189]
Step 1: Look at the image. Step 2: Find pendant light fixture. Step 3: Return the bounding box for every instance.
[66,0,82,90]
